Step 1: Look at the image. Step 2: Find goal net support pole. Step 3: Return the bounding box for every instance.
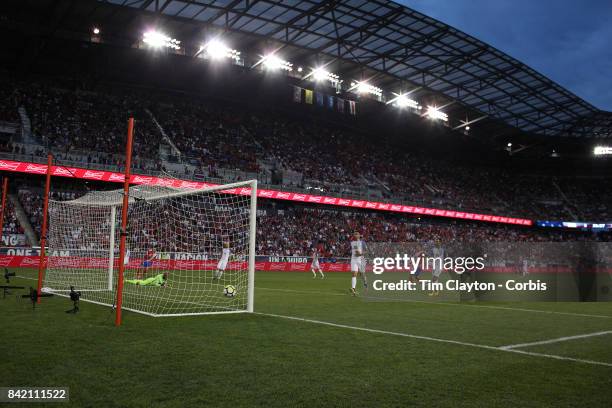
[115,117,134,327]
[108,206,117,290]
[36,154,53,302]
[247,180,257,313]
[0,176,8,246]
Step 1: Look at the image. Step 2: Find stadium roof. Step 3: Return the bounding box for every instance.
[92,0,611,140]
[4,0,609,141]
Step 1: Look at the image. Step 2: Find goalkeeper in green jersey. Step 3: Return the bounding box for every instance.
[125,272,168,287]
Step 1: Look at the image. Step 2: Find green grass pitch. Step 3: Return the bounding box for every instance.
[3,268,612,407]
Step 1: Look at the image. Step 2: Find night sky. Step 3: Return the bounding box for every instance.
[399,0,612,111]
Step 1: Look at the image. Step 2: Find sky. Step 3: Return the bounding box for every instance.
[397,0,612,111]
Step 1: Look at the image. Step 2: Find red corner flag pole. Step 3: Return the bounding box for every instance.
[115,117,134,326]
[0,177,8,246]
[36,154,53,302]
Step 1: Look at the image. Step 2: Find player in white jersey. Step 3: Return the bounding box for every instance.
[311,248,325,278]
[214,241,231,280]
[350,231,367,296]
[521,259,529,277]
[429,240,445,296]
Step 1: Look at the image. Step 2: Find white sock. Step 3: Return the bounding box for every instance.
[351,276,356,289]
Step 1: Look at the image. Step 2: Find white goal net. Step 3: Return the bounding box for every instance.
[42,180,257,317]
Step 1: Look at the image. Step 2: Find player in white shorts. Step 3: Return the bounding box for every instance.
[311,248,325,279]
[350,231,367,296]
[214,241,231,280]
[429,240,445,296]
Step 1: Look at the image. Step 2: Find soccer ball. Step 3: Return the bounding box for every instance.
[224,284,236,297]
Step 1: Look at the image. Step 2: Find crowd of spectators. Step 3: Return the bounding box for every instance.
[9,186,610,253]
[255,204,608,257]
[17,190,44,235]
[146,88,609,221]
[1,75,610,222]
[1,201,23,237]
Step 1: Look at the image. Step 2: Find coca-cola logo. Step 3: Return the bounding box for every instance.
[83,170,104,180]
[19,256,39,266]
[155,178,175,187]
[26,164,47,174]
[0,256,14,266]
[52,167,76,177]
[133,176,152,184]
[0,161,20,171]
[180,181,199,189]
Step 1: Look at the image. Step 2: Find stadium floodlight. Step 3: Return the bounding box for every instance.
[312,67,329,81]
[200,40,240,61]
[507,142,513,147]
[261,54,293,71]
[351,81,382,97]
[465,126,470,131]
[93,27,100,35]
[394,94,419,109]
[425,106,448,122]
[143,30,181,50]
[308,67,340,85]
[297,67,303,72]
[594,146,612,155]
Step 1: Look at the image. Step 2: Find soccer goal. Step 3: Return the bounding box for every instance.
[42,180,257,317]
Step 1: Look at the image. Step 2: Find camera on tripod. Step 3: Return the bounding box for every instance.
[66,286,81,314]
[69,286,81,302]
[4,267,16,283]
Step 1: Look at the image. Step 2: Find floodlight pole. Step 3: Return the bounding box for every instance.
[36,154,53,302]
[0,177,8,246]
[115,117,134,327]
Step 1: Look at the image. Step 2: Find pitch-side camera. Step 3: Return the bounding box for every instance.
[4,267,16,283]
[66,286,81,314]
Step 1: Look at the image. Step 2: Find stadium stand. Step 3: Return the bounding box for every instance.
[10,184,608,255]
[0,75,608,223]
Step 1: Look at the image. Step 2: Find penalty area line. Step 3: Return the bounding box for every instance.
[257,286,612,319]
[499,330,612,350]
[256,312,612,368]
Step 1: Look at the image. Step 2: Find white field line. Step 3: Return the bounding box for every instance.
[18,274,612,366]
[19,275,612,320]
[499,331,612,350]
[257,286,612,319]
[257,312,612,368]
